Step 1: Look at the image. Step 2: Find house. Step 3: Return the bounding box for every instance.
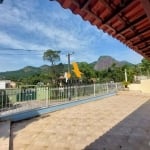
[0,80,16,89]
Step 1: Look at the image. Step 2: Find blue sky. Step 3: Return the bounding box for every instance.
[0,0,143,72]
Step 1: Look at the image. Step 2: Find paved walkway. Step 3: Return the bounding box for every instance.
[0,121,10,150]
[12,91,150,150]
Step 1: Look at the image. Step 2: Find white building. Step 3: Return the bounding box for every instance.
[0,80,12,89]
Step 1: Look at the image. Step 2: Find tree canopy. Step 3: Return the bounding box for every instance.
[43,49,61,66]
[1,52,150,86]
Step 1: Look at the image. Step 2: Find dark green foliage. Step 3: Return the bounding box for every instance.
[140,58,150,76]
[43,50,61,65]
[0,63,68,85]
[0,62,139,85]
[0,90,10,109]
[1,57,150,85]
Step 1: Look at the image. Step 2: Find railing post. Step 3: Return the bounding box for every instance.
[106,83,109,93]
[75,86,78,100]
[94,83,96,96]
[46,86,49,107]
[115,83,118,91]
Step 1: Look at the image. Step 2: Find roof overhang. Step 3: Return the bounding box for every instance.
[51,0,150,60]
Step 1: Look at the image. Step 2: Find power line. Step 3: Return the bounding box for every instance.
[0,53,43,55]
[0,47,74,56]
[0,47,45,56]
[0,47,44,51]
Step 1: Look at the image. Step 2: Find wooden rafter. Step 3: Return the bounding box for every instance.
[140,0,150,20]
[132,37,150,46]
[117,14,147,34]
[102,0,132,24]
[80,0,91,9]
[127,26,150,41]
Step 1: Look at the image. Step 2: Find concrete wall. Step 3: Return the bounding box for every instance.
[0,80,11,89]
[128,79,150,93]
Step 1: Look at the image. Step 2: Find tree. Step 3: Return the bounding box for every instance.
[43,49,61,83]
[141,58,150,76]
[79,62,95,79]
[43,49,61,66]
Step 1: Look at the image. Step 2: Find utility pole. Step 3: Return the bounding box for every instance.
[67,52,74,100]
[67,53,71,78]
[125,69,128,82]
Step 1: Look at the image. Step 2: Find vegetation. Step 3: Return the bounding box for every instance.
[0,53,150,86]
[43,49,61,83]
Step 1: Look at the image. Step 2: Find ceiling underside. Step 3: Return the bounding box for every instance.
[53,0,150,60]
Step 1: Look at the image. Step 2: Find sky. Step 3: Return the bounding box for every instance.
[0,0,143,72]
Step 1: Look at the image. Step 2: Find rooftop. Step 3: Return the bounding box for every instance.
[4,91,149,150]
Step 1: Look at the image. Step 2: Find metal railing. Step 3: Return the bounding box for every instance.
[0,82,123,116]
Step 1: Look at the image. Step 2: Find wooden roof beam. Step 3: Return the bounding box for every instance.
[80,0,91,9]
[72,0,95,10]
[139,44,149,50]
[143,51,150,55]
[117,14,147,34]
[145,55,150,57]
[98,0,113,12]
[142,47,150,52]
[85,9,103,22]
[140,0,150,20]
[144,54,150,57]
[127,26,150,41]
[132,37,150,46]
[98,0,127,24]
[102,0,132,24]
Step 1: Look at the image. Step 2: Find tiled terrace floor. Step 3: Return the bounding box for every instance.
[0,121,10,150]
[12,91,150,150]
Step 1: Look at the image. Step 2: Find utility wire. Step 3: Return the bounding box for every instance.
[0,47,74,56]
[0,53,43,55]
[0,47,45,55]
[0,47,44,51]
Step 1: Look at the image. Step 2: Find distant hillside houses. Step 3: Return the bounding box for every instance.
[0,80,16,89]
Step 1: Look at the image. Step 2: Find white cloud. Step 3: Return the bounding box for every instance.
[0,0,105,52]
[0,31,23,48]
[0,0,143,72]
[0,31,49,51]
[0,0,95,51]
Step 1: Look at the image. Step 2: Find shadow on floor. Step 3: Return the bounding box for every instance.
[84,99,150,150]
[10,113,51,150]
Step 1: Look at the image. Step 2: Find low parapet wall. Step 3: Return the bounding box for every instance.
[129,79,150,93]
[0,93,116,122]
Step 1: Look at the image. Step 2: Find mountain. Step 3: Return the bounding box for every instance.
[0,66,41,80]
[22,66,39,72]
[40,65,50,70]
[94,56,133,71]
[0,63,68,81]
[0,56,134,80]
[119,61,133,66]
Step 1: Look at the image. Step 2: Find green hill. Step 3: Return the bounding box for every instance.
[0,56,134,84]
